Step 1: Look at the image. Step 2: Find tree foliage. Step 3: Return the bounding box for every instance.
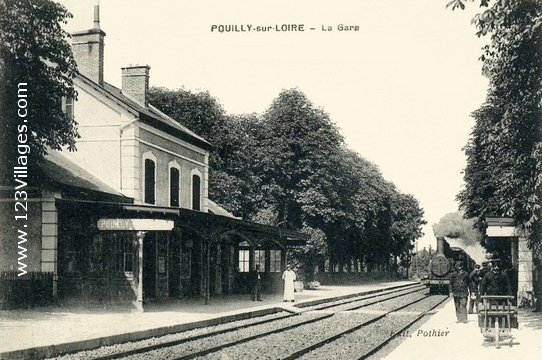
[257,89,345,229]
[151,86,427,277]
[454,0,541,307]
[455,0,542,244]
[409,247,436,279]
[0,0,79,180]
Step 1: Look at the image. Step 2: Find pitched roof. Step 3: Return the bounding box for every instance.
[40,150,132,203]
[75,74,213,151]
[207,199,240,219]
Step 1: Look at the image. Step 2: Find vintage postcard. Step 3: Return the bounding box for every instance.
[1,1,539,359]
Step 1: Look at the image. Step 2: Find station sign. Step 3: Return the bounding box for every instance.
[97,218,174,231]
[486,226,517,237]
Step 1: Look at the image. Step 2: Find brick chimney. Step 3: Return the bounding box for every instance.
[121,65,151,106]
[71,4,105,85]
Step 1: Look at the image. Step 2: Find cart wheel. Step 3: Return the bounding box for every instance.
[495,321,500,349]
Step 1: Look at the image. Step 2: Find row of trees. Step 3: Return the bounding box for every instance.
[149,88,427,279]
[452,0,541,308]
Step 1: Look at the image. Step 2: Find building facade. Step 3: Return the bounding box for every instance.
[485,217,535,308]
[0,6,306,311]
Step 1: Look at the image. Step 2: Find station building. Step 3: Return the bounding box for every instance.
[0,7,306,310]
[485,217,536,308]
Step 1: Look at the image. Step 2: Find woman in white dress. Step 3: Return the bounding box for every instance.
[282,265,297,302]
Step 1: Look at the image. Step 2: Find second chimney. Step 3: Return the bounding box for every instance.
[121,65,151,106]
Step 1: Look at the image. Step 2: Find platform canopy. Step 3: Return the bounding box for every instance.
[56,198,308,248]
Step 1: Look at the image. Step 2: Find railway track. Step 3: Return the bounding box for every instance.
[48,284,448,360]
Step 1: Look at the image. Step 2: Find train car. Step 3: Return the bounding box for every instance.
[425,237,476,295]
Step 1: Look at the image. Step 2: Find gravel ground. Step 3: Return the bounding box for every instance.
[398,294,448,313]
[360,291,427,312]
[297,314,417,360]
[46,311,292,360]
[118,312,327,360]
[46,286,437,360]
[305,285,425,312]
[194,291,433,360]
[194,312,377,360]
[298,296,449,360]
[331,288,427,312]
[366,296,451,360]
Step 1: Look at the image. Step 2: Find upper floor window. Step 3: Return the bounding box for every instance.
[192,173,201,211]
[143,152,156,205]
[62,97,74,119]
[169,163,180,207]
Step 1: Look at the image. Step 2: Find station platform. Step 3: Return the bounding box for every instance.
[0,280,413,359]
[382,297,542,360]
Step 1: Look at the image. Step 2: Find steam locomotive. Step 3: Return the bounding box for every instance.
[426,236,476,295]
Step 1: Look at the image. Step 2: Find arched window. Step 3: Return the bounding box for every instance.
[192,173,201,211]
[142,152,156,204]
[169,162,181,207]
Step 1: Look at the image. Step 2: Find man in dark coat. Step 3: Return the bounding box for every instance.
[468,264,482,314]
[479,261,490,280]
[480,259,512,296]
[250,265,263,301]
[449,261,470,323]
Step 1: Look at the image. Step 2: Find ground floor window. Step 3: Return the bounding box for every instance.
[239,249,250,272]
[111,232,134,274]
[269,250,281,272]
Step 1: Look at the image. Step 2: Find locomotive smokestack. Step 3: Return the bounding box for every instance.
[436,237,445,255]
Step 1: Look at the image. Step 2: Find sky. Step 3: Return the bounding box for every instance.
[56,0,490,252]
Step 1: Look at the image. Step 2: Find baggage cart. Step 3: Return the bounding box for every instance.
[478,295,517,348]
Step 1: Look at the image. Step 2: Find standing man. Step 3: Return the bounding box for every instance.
[468,264,482,314]
[479,261,490,280]
[449,261,470,323]
[480,259,512,296]
[250,265,263,301]
[282,264,297,302]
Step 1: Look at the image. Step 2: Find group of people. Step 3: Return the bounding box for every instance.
[249,264,298,302]
[449,258,514,323]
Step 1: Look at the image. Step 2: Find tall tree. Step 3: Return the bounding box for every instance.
[0,0,79,181]
[214,113,267,219]
[453,0,542,308]
[390,192,427,269]
[257,88,345,230]
[456,1,541,240]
